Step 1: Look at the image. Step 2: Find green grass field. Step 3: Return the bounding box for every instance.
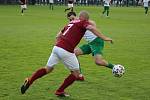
[0,5,150,100]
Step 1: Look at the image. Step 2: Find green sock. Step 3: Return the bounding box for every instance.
[106,63,114,69]
[107,10,109,16]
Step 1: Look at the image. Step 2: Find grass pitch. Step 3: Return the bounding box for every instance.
[0,5,150,100]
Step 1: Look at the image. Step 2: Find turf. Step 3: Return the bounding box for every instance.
[0,5,150,100]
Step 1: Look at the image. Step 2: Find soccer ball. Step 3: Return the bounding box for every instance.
[112,64,125,77]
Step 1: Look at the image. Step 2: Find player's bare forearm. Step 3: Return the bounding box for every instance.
[93,29,113,43]
[87,25,113,43]
[25,0,27,3]
[56,31,62,39]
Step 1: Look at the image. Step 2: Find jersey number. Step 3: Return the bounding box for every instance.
[63,24,74,35]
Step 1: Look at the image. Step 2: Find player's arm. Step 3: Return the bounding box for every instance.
[56,31,63,39]
[109,0,112,5]
[88,20,96,27]
[19,0,23,4]
[86,25,113,43]
[56,26,66,39]
[25,0,27,4]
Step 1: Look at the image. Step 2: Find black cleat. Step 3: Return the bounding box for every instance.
[21,78,30,94]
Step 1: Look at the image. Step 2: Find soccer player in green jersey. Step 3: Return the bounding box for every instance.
[143,0,149,16]
[67,12,114,80]
[102,0,111,17]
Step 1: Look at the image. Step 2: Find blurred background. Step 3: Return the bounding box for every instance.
[0,0,148,7]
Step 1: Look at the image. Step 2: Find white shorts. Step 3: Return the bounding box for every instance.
[68,4,73,8]
[21,5,27,9]
[46,46,79,71]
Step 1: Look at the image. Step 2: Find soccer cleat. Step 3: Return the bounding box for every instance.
[21,78,30,94]
[77,74,85,81]
[55,91,70,97]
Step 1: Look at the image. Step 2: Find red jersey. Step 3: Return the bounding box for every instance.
[56,19,90,53]
[68,0,74,4]
[20,0,26,5]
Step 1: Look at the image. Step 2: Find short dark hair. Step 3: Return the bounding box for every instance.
[67,12,76,17]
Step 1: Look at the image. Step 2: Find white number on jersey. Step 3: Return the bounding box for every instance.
[63,23,74,35]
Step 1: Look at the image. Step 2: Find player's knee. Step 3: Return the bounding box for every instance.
[74,48,82,56]
[95,60,104,66]
[74,48,79,56]
[71,70,80,78]
[45,66,54,73]
[95,61,101,66]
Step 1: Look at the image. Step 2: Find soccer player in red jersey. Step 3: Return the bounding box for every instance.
[65,0,74,12]
[21,10,113,97]
[20,0,27,15]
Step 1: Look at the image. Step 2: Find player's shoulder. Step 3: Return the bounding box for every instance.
[70,19,90,27]
[70,19,81,23]
[88,20,96,26]
[89,20,95,24]
[79,20,90,26]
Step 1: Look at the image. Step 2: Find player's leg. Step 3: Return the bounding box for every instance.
[74,47,84,56]
[28,46,61,83]
[71,7,73,12]
[49,3,51,9]
[74,47,83,75]
[70,4,74,12]
[90,38,114,69]
[106,6,110,17]
[74,45,91,81]
[21,5,27,15]
[74,48,84,80]
[21,66,54,94]
[145,7,148,15]
[65,4,70,12]
[52,3,54,10]
[94,54,114,69]
[65,8,71,12]
[65,4,73,12]
[147,7,149,15]
[21,9,24,14]
[49,3,53,10]
[55,70,80,97]
[21,46,59,94]
[55,48,80,96]
[21,5,24,15]
[102,6,107,15]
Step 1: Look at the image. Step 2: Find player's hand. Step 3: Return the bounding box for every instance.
[104,37,113,44]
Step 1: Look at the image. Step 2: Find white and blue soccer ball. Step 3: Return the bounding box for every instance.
[112,64,125,77]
